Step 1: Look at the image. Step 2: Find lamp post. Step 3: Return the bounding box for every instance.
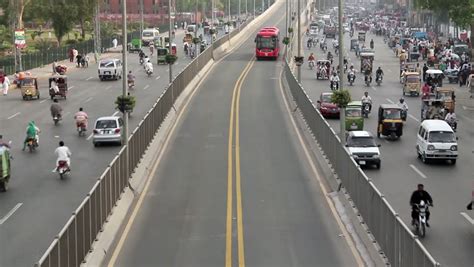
[297,0,301,82]
[139,0,144,48]
[94,0,101,62]
[121,0,129,180]
[338,0,344,91]
[168,0,173,83]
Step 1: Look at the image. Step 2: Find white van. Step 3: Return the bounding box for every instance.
[186,24,197,33]
[416,120,458,164]
[98,58,123,81]
[142,28,160,46]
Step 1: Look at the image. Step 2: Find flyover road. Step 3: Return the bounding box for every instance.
[105,2,362,267]
[299,28,474,266]
[0,28,227,266]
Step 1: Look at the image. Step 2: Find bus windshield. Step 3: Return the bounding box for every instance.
[256,36,277,49]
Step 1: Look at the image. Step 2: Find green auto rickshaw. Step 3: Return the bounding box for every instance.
[0,146,11,192]
[127,38,142,53]
[345,101,364,131]
[157,47,168,64]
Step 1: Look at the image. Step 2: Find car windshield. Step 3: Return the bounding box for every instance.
[383,109,401,119]
[100,61,114,68]
[96,120,117,129]
[346,108,361,117]
[142,32,153,37]
[406,76,419,83]
[321,94,332,103]
[428,131,455,143]
[347,136,377,147]
[256,36,277,49]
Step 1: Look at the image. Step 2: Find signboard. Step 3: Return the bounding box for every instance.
[15,29,26,49]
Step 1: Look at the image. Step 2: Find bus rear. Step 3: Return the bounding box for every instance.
[255,27,280,60]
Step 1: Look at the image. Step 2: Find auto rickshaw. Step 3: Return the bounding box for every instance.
[404,62,417,72]
[350,39,358,51]
[157,47,168,64]
[0,146,11,192]
[18,76,40,100]
[426,69,444,88]
[358,31,366,43]
[421,96,445,121]
[377,104,403,139]
[127,38,142,53]
[402,72,421,96]
[360,50,374,73]
[435,87,455,112]
[165,43,177,55]
[316,59,331,80]
[345,101,364,131]
[49,75,68,99]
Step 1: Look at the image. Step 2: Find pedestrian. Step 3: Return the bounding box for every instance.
[52,59,58,74]
[149,43,154,56]
[2,75,10,96]
[112,38,118,49]
[72,48,78,64]
[68,48,74,62]
[422,63,428,82]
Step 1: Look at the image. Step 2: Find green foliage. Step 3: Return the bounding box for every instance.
[165,54,178,64]
[49,2,77,44]
[288,27,293,33]
[34,38,52,51]
[192,37,200,44]
[282,37,290,45]
[100,22,118,39]
[414,0,473,29]
[115,95,136,113]
[331,89,351,108]
[65,39,78,45]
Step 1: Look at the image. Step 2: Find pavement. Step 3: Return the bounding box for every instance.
[0,27,227,266]
[298,27,474,266]
[104,1,363,267]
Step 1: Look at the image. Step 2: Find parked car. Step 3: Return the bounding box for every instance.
[317,92,340,118]
[92,116,123,146]
[345,131,381,169]
[98,58,123,81]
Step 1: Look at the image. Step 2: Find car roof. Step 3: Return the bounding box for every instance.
[100,58,120,62]
[96,116,120,121]
[426,69,442,74]
[421,120,453,131]
[405,72,419,75]
[349,131,373,137]
[380,104,401,109]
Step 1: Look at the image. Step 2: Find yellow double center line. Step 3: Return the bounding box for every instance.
[226,57,255,267]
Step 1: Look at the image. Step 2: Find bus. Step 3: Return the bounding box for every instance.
[255,27,280,60]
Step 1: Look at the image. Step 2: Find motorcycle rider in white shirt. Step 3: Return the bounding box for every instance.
[55,141,72,171]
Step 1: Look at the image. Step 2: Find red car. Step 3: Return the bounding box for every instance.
[317,92,340,118]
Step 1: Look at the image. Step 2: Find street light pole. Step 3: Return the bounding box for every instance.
[94,0,101,63]
[338,0,344,90]
[168,0,172,83]
[253,0,256,18]
[121,0,129,180]
[297,0,301,82]
[140,0,144,48]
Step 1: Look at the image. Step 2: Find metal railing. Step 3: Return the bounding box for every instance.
[283,60,440,267]
[34,13,258,267]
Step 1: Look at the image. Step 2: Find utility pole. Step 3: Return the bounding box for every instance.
[297,0,301,82]
[239,0,241,27]
[140,0,144,48]
[168,0,173,83]
[253,0,256,18]
[337,0,345,142]
[228,0,231,23]
[121,0,129,182]
[94,0,101,63]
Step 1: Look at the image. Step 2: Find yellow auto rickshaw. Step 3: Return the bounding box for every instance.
[435,87,455,112]
[377,104,404,139]
[402,72,421,96]
[18,76,40,100]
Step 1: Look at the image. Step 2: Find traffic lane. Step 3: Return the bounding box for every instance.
[238,60,358,266]
[302,32,474,266]
[111,39,249,267]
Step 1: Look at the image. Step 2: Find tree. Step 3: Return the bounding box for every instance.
[49,2,77,45]
[73,0,97,39]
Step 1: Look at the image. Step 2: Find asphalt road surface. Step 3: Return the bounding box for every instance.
[0,28,227,266]
[299,27,474,266]
[106,3,360,267]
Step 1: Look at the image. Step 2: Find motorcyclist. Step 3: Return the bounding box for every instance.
[398,98,408,120]
[444,110,457,129]
[370,39,374,49]
[74,107,88,131]
[138,50,146,64]
[308,53,315,68]
[361,91,372,111]
[347,65,356,81]
[22,121,40,151]
[50,99,62,120]
[55,140,72,171]
[327,51,333,61]
[376,67,384,81]
[329,72,340,90]
[410,184,433,227]
[307,37,313,48]
[145,60,153,74]
[127,71,135,88]
[0,134,10,149]
[364,68,372,84]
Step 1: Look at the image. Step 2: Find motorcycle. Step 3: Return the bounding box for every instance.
[365,75,372,86]
[308,60,315,70]
[53,115,61,126]
[128,80,135,90]
[376,74,383,86]
[77,121,87,136]
[145,67,153,77]
[413,201,429,237]
[362,102,371,118]
[446,119,457,132]
[139,57,144,65]
[26,138,38,153]
[57,160,70,179]
[348,73,355,86]
[330,81,339,91]
[307,39,313,48]
[401,110,407,121]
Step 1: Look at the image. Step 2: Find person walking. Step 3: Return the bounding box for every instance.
[72,48,78,64]
[112,38,118,49]
[3,75,10,96]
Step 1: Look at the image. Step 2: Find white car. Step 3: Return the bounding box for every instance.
[416,120,458,164]
[98,58,123,81]
[92,116,123,146]
[345,131,381,169]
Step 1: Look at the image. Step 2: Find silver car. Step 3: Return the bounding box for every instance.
[92,116,123,146]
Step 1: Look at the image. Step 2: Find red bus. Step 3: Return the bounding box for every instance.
[255,27,280,60]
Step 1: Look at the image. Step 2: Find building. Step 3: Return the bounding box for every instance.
[100,0,175,26]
